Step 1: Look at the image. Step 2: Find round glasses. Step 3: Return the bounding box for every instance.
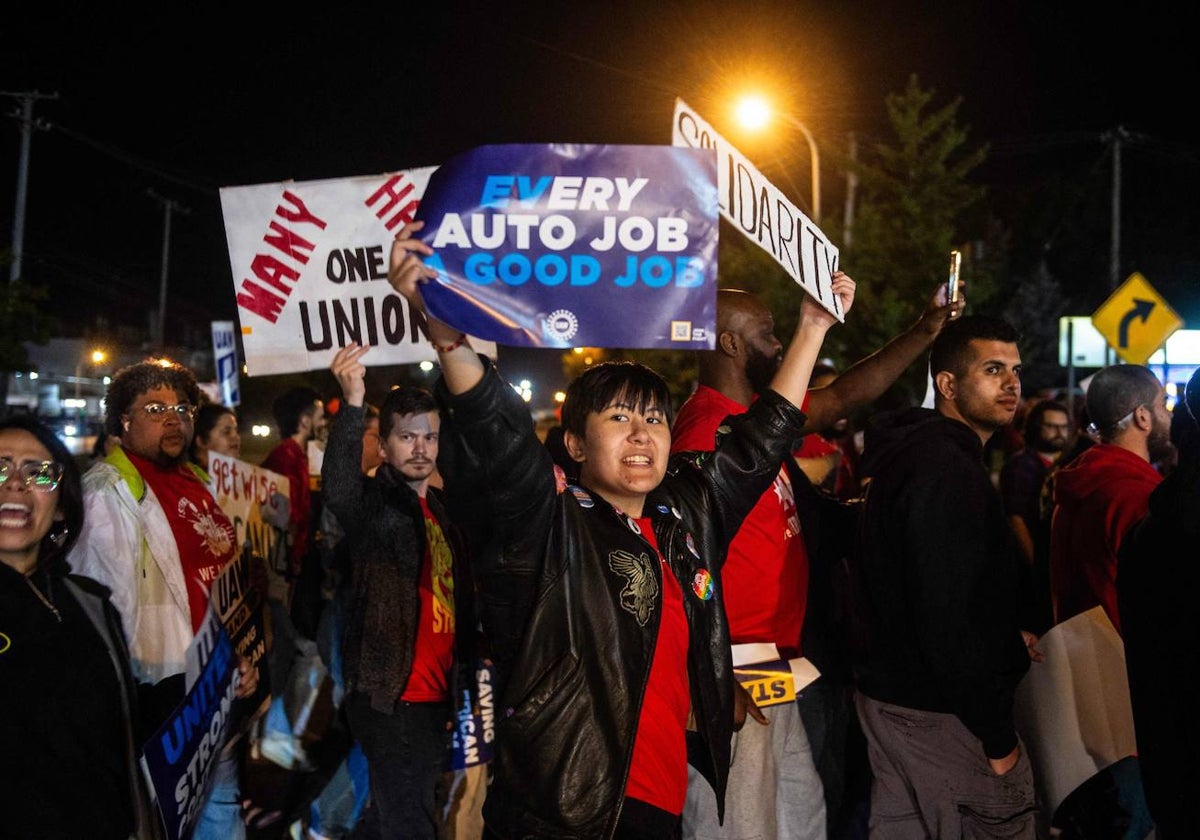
[137,403,197,422]
[0,457,64,492]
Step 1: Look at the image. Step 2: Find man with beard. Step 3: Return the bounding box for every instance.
[322,344,477,839]
[1049,364,1173,633]
[1043,369,1165,838]
[68,357,258,840]
[672,284,960,840]
[999,399,1071,634]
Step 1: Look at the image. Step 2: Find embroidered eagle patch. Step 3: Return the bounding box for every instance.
[607,549,659,626]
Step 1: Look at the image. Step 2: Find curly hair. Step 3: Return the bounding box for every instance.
[104,358,201,438]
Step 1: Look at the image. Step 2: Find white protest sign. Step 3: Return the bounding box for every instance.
[1012,606,1138,826]
[672,98,843,320]
[208,452,291,604]
[219,168,497,376]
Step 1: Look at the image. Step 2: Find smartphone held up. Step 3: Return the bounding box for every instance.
[947,249,962,304]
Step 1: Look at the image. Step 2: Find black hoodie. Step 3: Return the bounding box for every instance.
[851,406,1030,759]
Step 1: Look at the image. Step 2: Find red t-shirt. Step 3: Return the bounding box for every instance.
[128,451,238,633]
[672,385,809,651]
[624,517,690,815]
[261,438,311,578]
[401,496,456,702]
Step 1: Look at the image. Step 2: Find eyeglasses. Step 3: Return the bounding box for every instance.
[0,457,64,492]
[137,403,197,422]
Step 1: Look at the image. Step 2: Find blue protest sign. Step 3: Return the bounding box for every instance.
[141,613,238,840]
[415,144,718,349]
[449,660,497,770]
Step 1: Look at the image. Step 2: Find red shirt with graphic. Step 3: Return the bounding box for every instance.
[128,451,238,633]
[672,385,809,652]
[624,517,690,815]
[401,496,456,702]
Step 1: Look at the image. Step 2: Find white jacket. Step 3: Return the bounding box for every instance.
[68,447,204,686]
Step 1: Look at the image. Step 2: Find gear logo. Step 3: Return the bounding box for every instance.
[544,309,579,342]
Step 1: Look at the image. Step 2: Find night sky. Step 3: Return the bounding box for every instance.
[5,2,1199,357]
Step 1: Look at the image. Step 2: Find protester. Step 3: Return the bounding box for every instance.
[191,401,242,471]
[386,219,853,838]
[322,346,478,839]
[262,384,326,621]
[0,415,160,839]
[67,357,259,840]
[851,314,1041,838]
[1048,363,1172,632]
[671,283,960,840]
[1117,367,1200,838]
[1040,364,1168,838]
[998,399,1071,635]
[793,362,862,500]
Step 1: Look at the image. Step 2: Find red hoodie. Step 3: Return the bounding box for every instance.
[1049,443,1161,632]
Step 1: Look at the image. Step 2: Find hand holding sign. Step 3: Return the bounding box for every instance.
[387,220,440,312]
[413,143,719,349]
[389,221,488,396]
[387,221,471,352]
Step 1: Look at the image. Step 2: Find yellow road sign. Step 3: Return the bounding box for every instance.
[1091,272,1183,365]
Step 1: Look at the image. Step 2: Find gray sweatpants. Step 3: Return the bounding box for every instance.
[855,692,1037,839]
[682,700,826,840]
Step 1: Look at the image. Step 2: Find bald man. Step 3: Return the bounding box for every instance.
[673,280,961,839]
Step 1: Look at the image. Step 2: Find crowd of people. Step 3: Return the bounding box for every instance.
[2,220,1196,840]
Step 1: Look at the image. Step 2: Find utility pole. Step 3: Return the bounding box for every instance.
[1109,125,1126,290]
[147,189,190,348]
[3,90,58,283]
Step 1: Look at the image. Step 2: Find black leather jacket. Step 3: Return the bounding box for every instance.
[436,359,807,839]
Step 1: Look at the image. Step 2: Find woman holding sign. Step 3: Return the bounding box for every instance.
[387,220,853,839]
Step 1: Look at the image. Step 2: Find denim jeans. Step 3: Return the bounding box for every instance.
[346,693,451,840]
[308,743,370,839]
[192,749,246,840]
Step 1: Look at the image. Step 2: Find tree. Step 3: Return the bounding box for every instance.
[832,74,995,407]
[0,280,56,418]
[1002,258,1070,394]
[559,76,999,415]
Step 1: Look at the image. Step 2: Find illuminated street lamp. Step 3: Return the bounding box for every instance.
[734,94,821,224]
[74,348,107,400]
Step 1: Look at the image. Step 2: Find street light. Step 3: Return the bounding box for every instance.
[74,348,107,400]
[734,94,821,224]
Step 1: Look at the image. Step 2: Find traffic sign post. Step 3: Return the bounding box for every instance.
[1091,272,1183,365]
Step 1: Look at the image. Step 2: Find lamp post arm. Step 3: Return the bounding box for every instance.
[783,114,821,224]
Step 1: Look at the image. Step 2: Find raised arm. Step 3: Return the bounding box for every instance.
[387,220,484,394]
[802,280,963,433]
[321,344,371,532]
[767,272,856,408]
